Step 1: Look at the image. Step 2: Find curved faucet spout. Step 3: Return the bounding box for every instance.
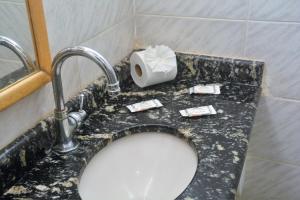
[51,46,120,153]
[0,35,35,71]
[52,46,120,112]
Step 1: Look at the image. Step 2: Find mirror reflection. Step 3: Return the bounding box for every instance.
[0,0,37,90]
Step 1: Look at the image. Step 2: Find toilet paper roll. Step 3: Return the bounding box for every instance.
[130,47,177,88]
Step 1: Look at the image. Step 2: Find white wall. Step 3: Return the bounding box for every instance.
[0,0,135,150]
[135,0,300,199]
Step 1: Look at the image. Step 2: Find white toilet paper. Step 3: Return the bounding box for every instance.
[130,45,177,88]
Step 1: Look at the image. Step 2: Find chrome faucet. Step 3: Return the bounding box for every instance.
[0,35,35,71]
[51,46,120,153]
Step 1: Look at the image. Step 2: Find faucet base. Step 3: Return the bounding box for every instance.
[51,46,120,154]
[53,140,79,154]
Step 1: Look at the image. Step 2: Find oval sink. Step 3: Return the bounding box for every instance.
[79,132,198,200]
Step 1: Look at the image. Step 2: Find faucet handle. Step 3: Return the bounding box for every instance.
[68,93,87,132]
[79,94,84,111]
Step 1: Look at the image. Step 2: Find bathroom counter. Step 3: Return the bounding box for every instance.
[0,52,263,200]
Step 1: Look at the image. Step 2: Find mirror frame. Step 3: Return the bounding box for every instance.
[0,0,52,111]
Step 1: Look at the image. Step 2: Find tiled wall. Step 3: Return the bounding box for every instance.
[0,0,135,149]
[135,0,300,199]
[43,0,134,96]
[0,0,34,76]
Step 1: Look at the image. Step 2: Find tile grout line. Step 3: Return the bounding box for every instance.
[137,13,247,22]
[0,57,22,64]
[248,155,300,168]
[133,0,137,45]
[242,0,251,57]
[0,1,24,6]
[266,95,300,103]
[136,13,300,25]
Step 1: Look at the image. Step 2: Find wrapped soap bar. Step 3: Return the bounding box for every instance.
[189,84,221,95]
[180,105,217,117]
[126,99,163,112]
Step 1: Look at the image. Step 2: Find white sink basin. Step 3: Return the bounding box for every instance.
[79,132,198,200]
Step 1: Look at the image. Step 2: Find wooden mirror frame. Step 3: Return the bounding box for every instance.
[0,0,52,111]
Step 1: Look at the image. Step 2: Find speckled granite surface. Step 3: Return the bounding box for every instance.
[0,52,263,200]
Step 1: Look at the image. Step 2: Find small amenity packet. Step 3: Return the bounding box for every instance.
[179,105,217,117]
[189,84,221,95]
[126,99,163,113]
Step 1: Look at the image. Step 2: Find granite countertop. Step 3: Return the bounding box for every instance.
[0,52,263,200]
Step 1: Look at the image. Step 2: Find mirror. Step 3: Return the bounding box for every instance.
[0,0,52,111]
[0,0,51,111]
[0,0,37,90]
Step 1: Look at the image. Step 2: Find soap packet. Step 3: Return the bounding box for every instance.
[126,99,163,113]
[180,105,217,117]
[189,84,221,95]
